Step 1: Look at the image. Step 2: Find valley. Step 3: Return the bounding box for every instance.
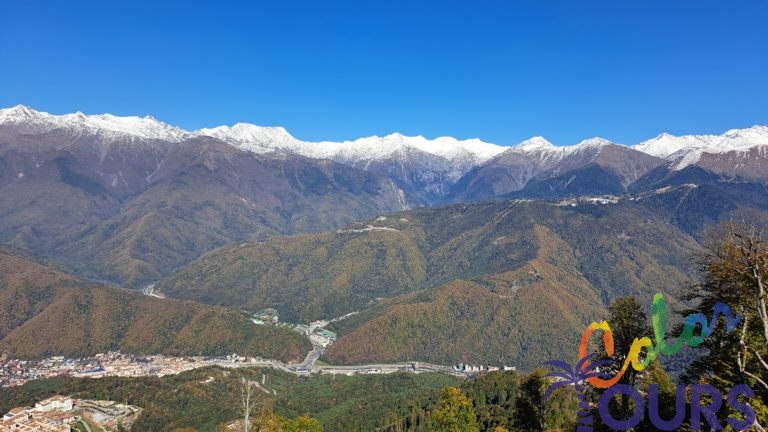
[156,191,729,368]
[2,106,767,371]
[0,106,767,430]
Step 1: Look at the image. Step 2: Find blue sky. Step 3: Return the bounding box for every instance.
[1,1,766,145]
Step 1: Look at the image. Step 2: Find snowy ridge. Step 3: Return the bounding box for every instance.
[0,105,190,142]
[633,126,768,169]
[1,105,766,171]
[513,136,556,152]
[196,123,296,154]
[495,136,616,167]
[321,133,505,162]
[197,125,507,165]
[0,106,507,165]
[510,136,614,154]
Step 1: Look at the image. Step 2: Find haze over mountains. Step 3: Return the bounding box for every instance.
[1,105,767,369]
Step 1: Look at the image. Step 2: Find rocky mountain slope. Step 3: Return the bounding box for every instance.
[448,127,768,203]
[0,107,411,286]
[446,138,666,202]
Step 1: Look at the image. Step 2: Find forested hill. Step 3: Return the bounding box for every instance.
[0,249,310,361]
[155,187,738,369]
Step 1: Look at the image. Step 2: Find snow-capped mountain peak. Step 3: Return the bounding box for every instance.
[0,105,190,142]
[514,136,555,151]
[0,105,37,120]
[722,125,768,142]
[576,137,614,148]
[64,112,189,141]
[197,123,297,144]
[633,132,713,159]
[510,136,613,155]
[0,105,58,132]
[376,133,506,162]
[633,125,768,169]
[195,123,299,154]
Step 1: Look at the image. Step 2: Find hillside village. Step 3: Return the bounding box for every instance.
[0,352,279,388]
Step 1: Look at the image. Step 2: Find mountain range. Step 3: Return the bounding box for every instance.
[0,106,412,286]
[3,105,767,206]
[1,105,768,369]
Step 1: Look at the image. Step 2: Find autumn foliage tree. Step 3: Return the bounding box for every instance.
[432,386,480,432]
[684,221,768,431]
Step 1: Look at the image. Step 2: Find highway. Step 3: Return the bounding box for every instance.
[311,362,467,377]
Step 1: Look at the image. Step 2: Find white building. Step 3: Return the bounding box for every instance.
[35,396,73,413]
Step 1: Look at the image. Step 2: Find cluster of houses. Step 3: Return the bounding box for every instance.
[453,363,517,373]
[1,352,277,389]
[0,356,83,387]
[555,195,621,207]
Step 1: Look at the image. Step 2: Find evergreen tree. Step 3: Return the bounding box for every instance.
[595,296,653,423]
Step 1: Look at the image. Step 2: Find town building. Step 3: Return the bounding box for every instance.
[1,395,76,432]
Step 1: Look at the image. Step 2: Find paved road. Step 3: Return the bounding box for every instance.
[293,342,324,371]
[77,419,93,432]
[314,362,467,377]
